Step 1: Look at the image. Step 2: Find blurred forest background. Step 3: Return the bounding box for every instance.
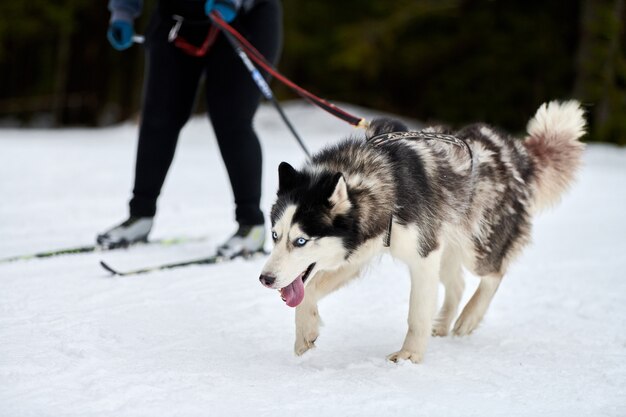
[0,0,624,144]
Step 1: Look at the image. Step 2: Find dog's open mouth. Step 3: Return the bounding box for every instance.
[279,263,316,308]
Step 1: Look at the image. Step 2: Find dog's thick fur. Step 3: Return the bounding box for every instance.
[260,101,586,363]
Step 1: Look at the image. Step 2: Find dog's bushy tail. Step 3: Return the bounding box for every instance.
[524,100,586,212]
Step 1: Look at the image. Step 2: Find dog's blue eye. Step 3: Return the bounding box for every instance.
[294,237,308,247]
[271,231,278,241]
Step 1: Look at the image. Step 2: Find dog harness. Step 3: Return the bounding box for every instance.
[367,130,474,248]
[367,130,473,162]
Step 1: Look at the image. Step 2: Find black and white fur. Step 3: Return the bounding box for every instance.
[259,101,586,363]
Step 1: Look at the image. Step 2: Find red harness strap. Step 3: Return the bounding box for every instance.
[168,14,220,57]
[173,25,220,57]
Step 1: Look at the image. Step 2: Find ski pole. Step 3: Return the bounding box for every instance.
[208,14,311,159]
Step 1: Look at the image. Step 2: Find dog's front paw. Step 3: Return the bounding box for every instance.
[386,349,423,364]
[295,304,320,356]
[294,330,318,356]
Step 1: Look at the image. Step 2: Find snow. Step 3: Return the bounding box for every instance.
[1,102,625,417]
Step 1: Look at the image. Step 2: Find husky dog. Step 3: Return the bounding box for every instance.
[259,101,585,363]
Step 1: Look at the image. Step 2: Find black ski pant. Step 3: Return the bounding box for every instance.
[129,0,282,226]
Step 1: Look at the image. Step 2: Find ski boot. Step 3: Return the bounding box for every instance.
[97,216,154,249]
[217,224,265,259]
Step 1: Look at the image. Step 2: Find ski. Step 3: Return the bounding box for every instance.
[0,236,207,264]
[100,251,266,277]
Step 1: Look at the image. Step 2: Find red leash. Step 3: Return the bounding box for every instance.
[210,12,368,129]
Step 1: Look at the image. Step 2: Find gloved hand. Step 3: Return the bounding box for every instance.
[205,0,238,23]
[107,20,134,51]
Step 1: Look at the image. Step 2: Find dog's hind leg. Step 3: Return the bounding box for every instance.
[294,265,361,356]
[388,247,442,364]
[452,273,502,336]
[432,245,464,337]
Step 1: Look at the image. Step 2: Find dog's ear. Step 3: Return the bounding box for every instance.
[365,117,409,139]
[328,172,351,215]
[278,162,301,192]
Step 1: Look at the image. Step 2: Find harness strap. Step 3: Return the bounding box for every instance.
[169,14,220,57]
[368,130,474,163]
[383,215,393,248]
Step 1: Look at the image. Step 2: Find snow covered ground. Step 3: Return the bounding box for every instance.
[1,102,625,417]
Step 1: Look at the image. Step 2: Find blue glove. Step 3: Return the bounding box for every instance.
[107,20,134,51]
[205,0,237,23]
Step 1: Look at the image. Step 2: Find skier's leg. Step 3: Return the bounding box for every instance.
[98,15,204,246]
[204,0,282,228]
[130,16,205,218]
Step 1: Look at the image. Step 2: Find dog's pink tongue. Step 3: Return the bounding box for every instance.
[280,275,305,307]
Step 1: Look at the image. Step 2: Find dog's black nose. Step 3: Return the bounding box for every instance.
[259,274,276,287]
